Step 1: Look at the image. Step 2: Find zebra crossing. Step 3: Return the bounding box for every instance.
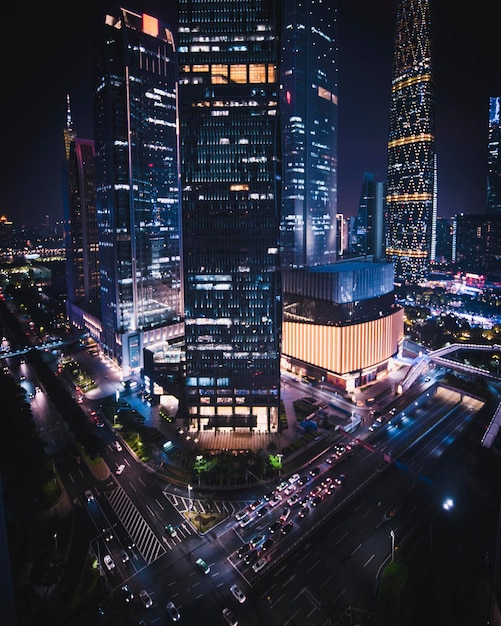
[106,486,167,564]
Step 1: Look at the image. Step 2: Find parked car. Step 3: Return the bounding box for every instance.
[103,554,115,571]
[230,583,246,603]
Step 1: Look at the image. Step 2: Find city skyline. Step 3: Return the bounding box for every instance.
[1,0,500,227]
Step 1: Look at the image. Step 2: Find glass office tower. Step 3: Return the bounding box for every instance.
[178,0,282,433]
[64,96,100,314]
[280,0,338,269]
[93,8,182,374]
[385,0,435,284]
[487,96,501,215]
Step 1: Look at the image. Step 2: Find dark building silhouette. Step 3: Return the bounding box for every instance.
[487,96,501,215]
[453,213,501,278]
[385,0,436,284]
[350,173,385,260]
[63,96,100,316]
[434,216,452,264]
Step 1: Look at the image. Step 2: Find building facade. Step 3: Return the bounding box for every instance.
[280,0,338,269]
[93,8,182,375]
[487,96,501,215]
[63,96,100,317]
[385,0,435,284]
[178,0,283,433]
[350,173,385,260]
[281,260,404,392]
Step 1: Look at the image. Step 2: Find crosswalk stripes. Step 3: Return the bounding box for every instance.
[163,490,251,522]
[106,486,166,564]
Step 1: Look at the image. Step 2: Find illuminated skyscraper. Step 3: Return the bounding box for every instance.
[178,0,282,433]
[350,173,385,260]
[487,96,501,215]
[93,8,182,373]
[385,0,435,284]
[280,0,338,268]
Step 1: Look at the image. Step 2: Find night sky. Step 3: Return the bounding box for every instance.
[1,1,499,227]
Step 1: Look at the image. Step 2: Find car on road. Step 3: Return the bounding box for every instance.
[139,589,153,608]
[249,498,263,510]
[85,489,94,502]
[121,584,134,603]
[230,583,246,603]
[311,495,323,507]
[280,507,291,523]
[309,466,320,477]
[195,556,211,574]
[268,520,282,534]
[334,473,346,486]
[103,555,115,571]
[281,521,294,535]
[237,542,252,559]
[120,550,129,563]
[325,455,335,464]
[298,504,309,518]
[165,523,178,538]
[252,557,268,573]
[103,528,113,542]
[238,514,252,528]
[310,485,323,498]
[222,607,239,626]
[297,475,309,486]
[113,441,122,451]
[250,533,265,549]
[287,493,301,507]
[243,549,258,565]
[166,601,181,622]
[116,464,125,475]
[261,537,274,551]
[321,477,333,488]
[268,493,282,507]
[256,504,269,517]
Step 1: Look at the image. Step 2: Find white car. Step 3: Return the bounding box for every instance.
[252,557,268,573]
[229,583,246,603]
[113,441,122,451]
[103,554,115,571]
[116,464,125,475]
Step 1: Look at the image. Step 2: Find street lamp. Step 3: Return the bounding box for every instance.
[390,529,395,562]
[187,484,193,511]
[276,453,283,478]
[53,532,58,552]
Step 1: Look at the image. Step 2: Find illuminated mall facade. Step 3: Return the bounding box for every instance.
[281,259,405,393]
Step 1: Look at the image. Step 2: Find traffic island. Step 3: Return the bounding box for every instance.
[183,510,227,534]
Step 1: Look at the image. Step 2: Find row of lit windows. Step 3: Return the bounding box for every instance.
[181,63,276,84]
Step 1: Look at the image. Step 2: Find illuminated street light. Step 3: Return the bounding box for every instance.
[390,529,395,562]
[187,484,193,511]
[276,453,283,478]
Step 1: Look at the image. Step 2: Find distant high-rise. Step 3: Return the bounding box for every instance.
[385,0,435,284]
[178,0,283,433]
[63,96,100,314]
[280,0,338,268]
[93,8,182,374]
[487,96,501,215]
[351,173,385,260]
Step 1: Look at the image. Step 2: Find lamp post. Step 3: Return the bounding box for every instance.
[187,484,193,511]
[390,529,395,562]
[276,453,283,478]
[54,532,58,552]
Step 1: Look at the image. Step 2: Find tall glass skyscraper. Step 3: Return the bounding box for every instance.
[350,173,385,260]
[93,8,182,374]
[487,96,501,215]
[178,0,282,433]
[63,96,100,314]
[280,0,338,269]
[385,0,435,284]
